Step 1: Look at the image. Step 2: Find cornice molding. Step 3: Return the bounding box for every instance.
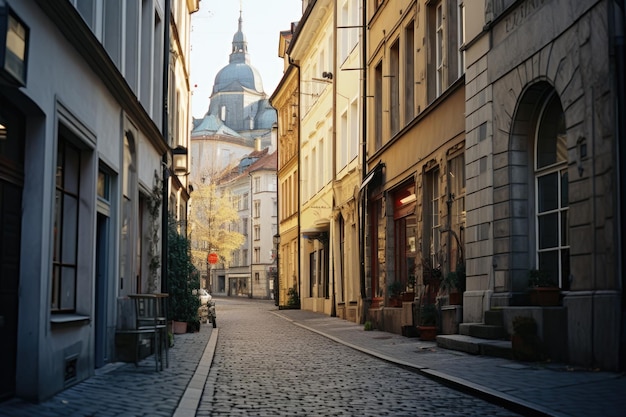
[34,0,168,155]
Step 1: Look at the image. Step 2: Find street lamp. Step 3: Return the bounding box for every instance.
[0,5,29,87]
[171,145,188,176]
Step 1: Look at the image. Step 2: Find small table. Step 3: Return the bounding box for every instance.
[127,293,169,371]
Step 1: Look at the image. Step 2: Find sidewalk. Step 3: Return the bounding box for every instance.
[0,326,216,417]
[273,309,626,417]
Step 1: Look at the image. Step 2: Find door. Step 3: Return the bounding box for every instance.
[0,99,24,400]
[94,213,109,368]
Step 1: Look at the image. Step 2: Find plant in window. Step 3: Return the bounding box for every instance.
[528,269,557,288]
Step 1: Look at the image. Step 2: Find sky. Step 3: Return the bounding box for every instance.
[190,0,303,119]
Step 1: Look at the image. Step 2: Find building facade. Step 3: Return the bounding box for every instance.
[271,26,300,308]
[463,0,625,370]
[189,9,279,296]
[0,0,197,402]
[288,0,336,316]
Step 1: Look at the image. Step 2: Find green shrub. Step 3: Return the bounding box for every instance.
[364,321,373,331]
[167,222,200,325]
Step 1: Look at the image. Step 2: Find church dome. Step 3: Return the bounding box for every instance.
[211,11,264,95]
[212,63,264,94]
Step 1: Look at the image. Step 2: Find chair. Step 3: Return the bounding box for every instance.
[128,293,169,371]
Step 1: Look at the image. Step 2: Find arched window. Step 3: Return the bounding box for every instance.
[534,92,569,289]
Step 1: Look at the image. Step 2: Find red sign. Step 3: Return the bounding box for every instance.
[207,252,219,265]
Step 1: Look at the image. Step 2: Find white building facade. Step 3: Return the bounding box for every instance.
[0,0,197,402]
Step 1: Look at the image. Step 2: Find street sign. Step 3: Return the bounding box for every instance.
[207,252,218,265]
[207,252,218,264]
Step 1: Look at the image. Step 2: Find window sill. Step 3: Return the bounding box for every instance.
[51,314,91,327]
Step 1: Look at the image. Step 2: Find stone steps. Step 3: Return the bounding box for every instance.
[437,334,512,359]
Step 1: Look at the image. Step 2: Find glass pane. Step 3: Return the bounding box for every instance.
[537,173,558,213]
[61,266,76,310]
[51,265,60,310]
[53,190,62,262]
[561,170,569,208]
[64,145,80,194]
[536,94,566,169]
[561,248,570,290]
[538,250,558,286]
[561,210,568,246]
[538,212,558,249]
[62,195,78,264]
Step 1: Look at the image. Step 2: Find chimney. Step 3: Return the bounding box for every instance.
[255,137,261,151]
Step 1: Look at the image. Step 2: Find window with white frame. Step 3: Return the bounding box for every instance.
[535,92,569,289]
[405,20,415,122]
[254,247,261,263]
[390,39,400,135]
[427,0,463,103]
[254,224,260,241]
[52,132,82,312]
[253,200,261,218]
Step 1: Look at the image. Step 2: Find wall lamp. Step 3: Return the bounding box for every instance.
[322,71,333,80]
[171,145,189,176]
[0,5,29,87]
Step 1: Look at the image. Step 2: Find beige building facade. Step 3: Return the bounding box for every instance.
[271,26,301,307]
[289,0,336,316]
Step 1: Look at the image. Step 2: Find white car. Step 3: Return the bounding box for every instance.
[198,289,212,305]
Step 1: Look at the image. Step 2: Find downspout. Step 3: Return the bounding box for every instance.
[359,0,368,311]
[249,171,254,299]
[608,0,626,369]
[291,58,302,305]
[161,0,171,294]
[330,0,338,317]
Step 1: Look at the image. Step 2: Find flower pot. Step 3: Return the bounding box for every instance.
[529,287,560,306]
[370,296,384,309]
[172,320,187,334]
[418,325,437,341]
[400,292,415,302]
[449,291,462,306]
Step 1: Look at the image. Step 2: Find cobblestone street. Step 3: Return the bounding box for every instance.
[197,298,520,417]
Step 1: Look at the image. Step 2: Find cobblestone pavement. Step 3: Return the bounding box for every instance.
[196,298,520,417]
[0,326,212,417]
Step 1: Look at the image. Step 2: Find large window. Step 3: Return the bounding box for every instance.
[447,153,466,267]
[535,93,569,289]
[393,182,417,289]
[374,62,383,150]
[52,134,81,312]
[424,168,440,264]
[427,0,464,103]
[390,40,400,135]
[120,132,136,295]
[404,21,415,122]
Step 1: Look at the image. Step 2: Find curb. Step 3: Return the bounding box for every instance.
[173,328,219,417]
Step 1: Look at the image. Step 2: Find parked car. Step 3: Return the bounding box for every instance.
[198,289,212,305]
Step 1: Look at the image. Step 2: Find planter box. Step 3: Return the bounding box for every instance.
[418,325,437,341]
[529,287,560,306]
[172,320,187,334]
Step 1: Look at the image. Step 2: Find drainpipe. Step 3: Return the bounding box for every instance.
[330,0,338,318]
[290,58,302,305]
[161,0,171,294]
[359,0,368,314]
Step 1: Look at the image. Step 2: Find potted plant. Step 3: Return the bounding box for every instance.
[440,263,466,305]
[528,269,560,306]
[511,316,543,361]
[168,221,201,333]
[418,303,438,341]
[422,257,442,287]
[401,274,417,302]
[387,281,404,307]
